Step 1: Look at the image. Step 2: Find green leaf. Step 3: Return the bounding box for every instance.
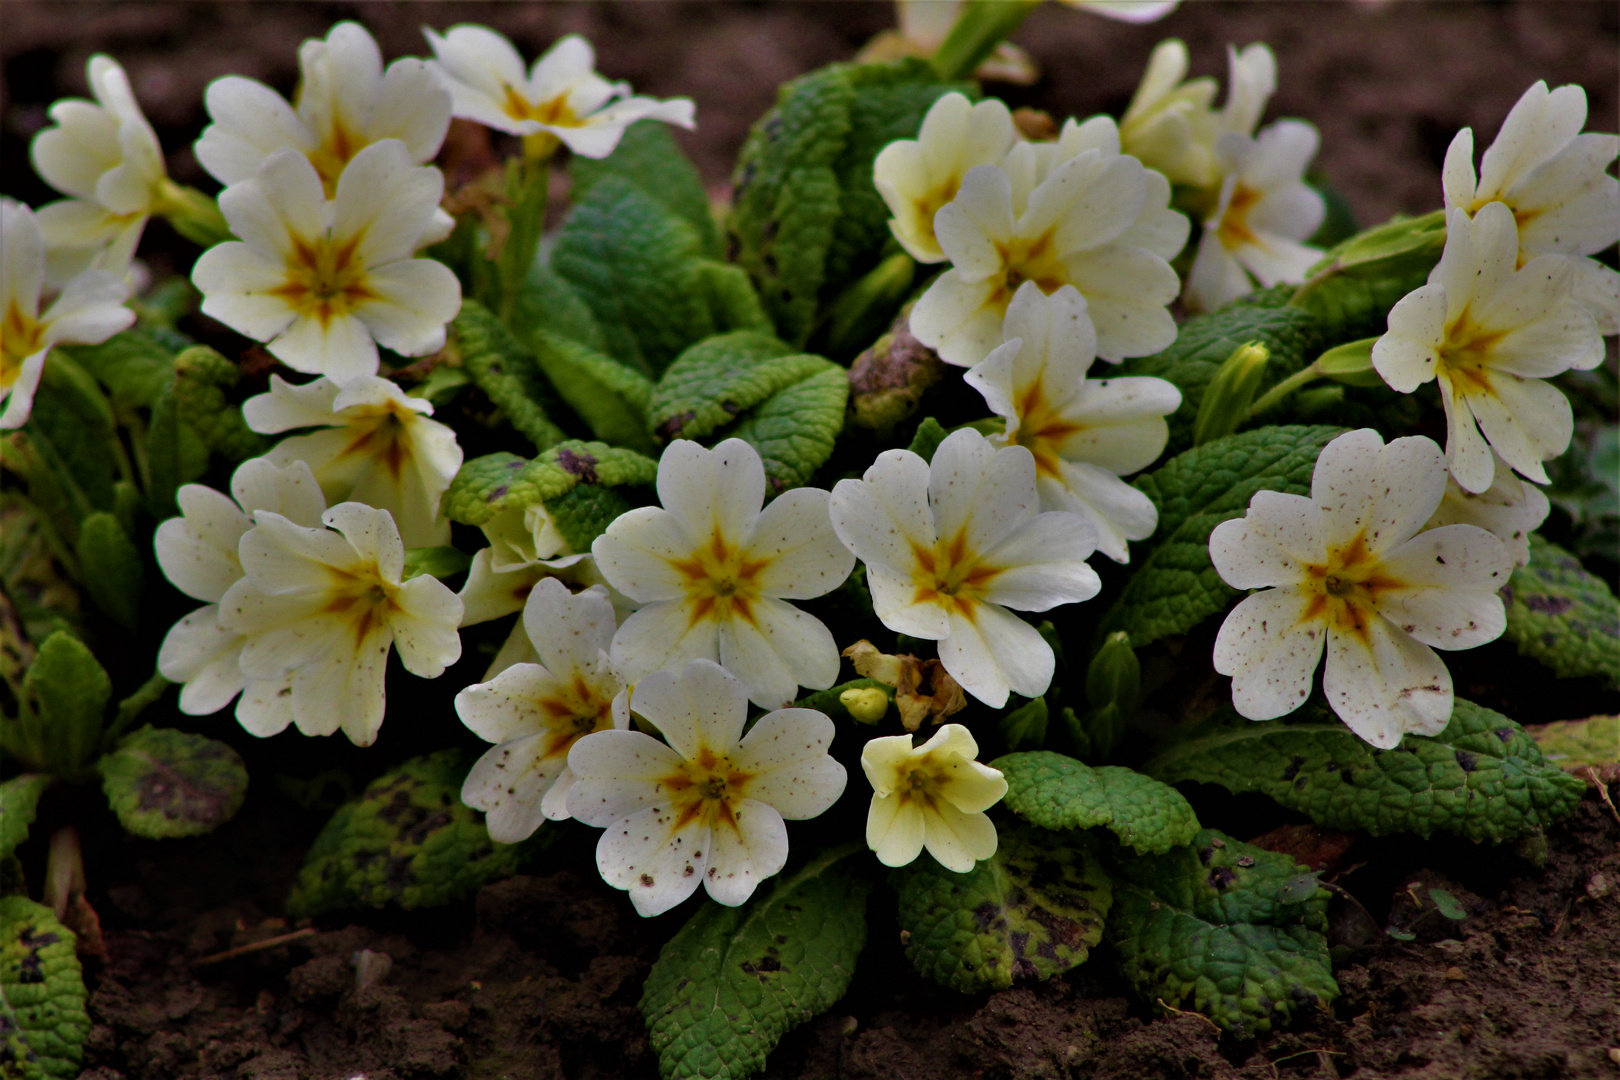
[97,725,247,839]
[1105,828,1336,1038]
[648,332,848,492]
[402,546,473,581]
[72,513,142,629]
[1095,425,1343,649]
[58,327,177,407]
[286,750,533,916]
[998,696,1049,750]
[992,753,1199,855]
[529,328,657,453]
[1293,210,1446,341]
[23,355,119,519]
[906,417,949,463]
[509,258,608,354]
[143,380,210,518]
[1428,887,1467,921]
[1526,715,1619,771]
[0,777,50,864]
[450,300,569,452]
[641,847,872,1080]
[571,119,720,257]
[168,346,266,462]
[19,633,109,776]
[892,823,1112,993]
[553,176,760,376]
[1118,290,1325,456]
[1501,534,1620,688]
[1144,698,1586,843]
[443,441,657,530]
[0,896,89,1079]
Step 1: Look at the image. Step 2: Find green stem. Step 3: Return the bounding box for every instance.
[498,154,552,323]
[1246,362,1324,420]
[102,671,171,749]
[154,180,233,248]
[931,0,1043,81]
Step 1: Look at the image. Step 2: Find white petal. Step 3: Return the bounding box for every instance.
[367,59,453,164]
[592,506,696,603]
[827,450,936,573]
[1310,430,1446,554]
[566,729,686,825]
[290,628,391,744]
[231,456,326,527]
[746,488,855,600]
[461,732,561,843]
[975,511,1101,611]
[1441,128,1477,212]
[629,658,748,761]
[352,258,462,359]
[655,439,765,550]
[236,676,295,737]
[332,141,443,266]
[192,243,299,344]
[929,429,1038,556]
[1376,526,1509,650]
[1036,463,1157,564]
[1062,244,1180,359]
[734,709,846,819]
[389,574,463,677]
[868,794,927,867]
[934,164,1016,277]
[922,801,998,872]
[1210,490,1324,589]
[269,312,380,381]
[595,804,708,917]
[197,76,315,187]
[608,598,721,686]
[909,270,1004,367]
[158,606,248,715]
[1467,373,1571,486]
[936,603,1053,707]
[1212,587,1326,720]
[1323,616,1452,749]
[717,598,841,708]
[702,800,788,907]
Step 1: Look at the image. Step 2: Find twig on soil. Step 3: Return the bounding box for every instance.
[1579,768,1620,827]
[194,927,316,966]
[1155,998,1221,1034]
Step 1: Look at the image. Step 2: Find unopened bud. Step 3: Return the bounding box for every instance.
[1313,338,1384,387]
[840,687,890,723]
[1086,631,1140,713]
[1193,341,1269,445]
[848,314,946,435]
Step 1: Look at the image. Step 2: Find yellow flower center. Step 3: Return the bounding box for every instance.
[1215,182,1263,250]
[335,402,420,483]
[535,671,617,761]
[1011,378,1084,481]
[658,744,755,837]
[910,531,1003,620]
[322,562,402,649]
[304,118,367,198]
[1,302,45,392]
[912,177,963,242]
[993,230,1069,308]
[671,532,770,629]
[270,234,376,328]
[1434,307,1507,400]
[1300,531,1406,645]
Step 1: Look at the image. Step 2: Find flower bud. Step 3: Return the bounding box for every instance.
[839,686,891,723]
[1313,338,1385,387]
[1193,341,1269,445]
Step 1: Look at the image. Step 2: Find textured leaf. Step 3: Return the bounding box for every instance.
[719,363,848,493]
[73,513,142,629]
[1293,212,1445,342]
[510,259,608,354]
[443,441,657,528]
[571,119,720,257]
[1106,828,1336,1038]
[1526,715,1619,772]
[450,300,569,452]
[0,896,89,1079]
[286,750,532,916]
[892,824,1112,993]
[530,328,657,453]
[23,355,118,518]
[1500,534,1620,687]
[168,346,266,462]
[906,417,949,463]
[1145,698,1586,843]
[143,380,210,518]
[98,725,248,839]
[641,848,871,1080]
[993,752,1199,855]
[0,777,50,864]
[58,327,176,407]
[1096,425,1343,649]
[19,632,108,776]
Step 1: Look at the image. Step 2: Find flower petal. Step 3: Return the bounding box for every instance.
[1212,586,1326,720]
[937,602,1053,706]
[461,732,561,843]
[1323,615,1452,749]
[745,487,855,600]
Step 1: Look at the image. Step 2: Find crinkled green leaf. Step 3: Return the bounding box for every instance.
[1501,534,1620,688]
[1145,698,1586,843]
[892,823,1112,993]
[641,848,871,1080]
[553,176,763,376]
[1096,425,1342,649]
[451,300,569,452]
[23,355,118,520]
[0,896,89,1079]
[72,512,142,629]
[1118,290,1325,455]
[510,258,608,354]
[19,632,108,776]
[143,380,209,519]
[530,328,656,453]
[1106,829,1336,1038]
[1526,715,1618,771]
[97,725,247,839]
[58,327,176,407]
[168,346,265,461]
[443,441,657,529]
[718,363,847,493]
[993,752,1199,855]
[1293,211,1446,341]
[0,777,50,864]
[287,750,533,916]
[572,119,720,258]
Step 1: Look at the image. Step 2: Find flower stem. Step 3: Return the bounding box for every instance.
[155,180,233,248]
[498,153,552,322]
[101,670,171,750]
[1246,362,1325,420]
[931,0,1043,82]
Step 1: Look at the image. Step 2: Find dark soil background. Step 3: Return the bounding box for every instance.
[3,3,1618,1080]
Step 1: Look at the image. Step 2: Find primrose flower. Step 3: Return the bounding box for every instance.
[154,458,326,733]
[592,439,855,710]
[1209,429,1513,748]
[1120,41,1276,189]
[1372,204,1601,493]
[193,140,462,381]
[1422,451,1549,569]
[29,55,167,279]
[425,27,695,159]
[874,93,1018,264]
[197,21,451,199]
[910,143,1185,365]
[828,428,1102,707]
[481,502,569,572]
[243,374,463,548]
[1442,81,1620,333]
[459,548,635,679]
[862,723,1007,872]
[566,659,846,916]
[457,579,628,842]
[1,201,133,430]
[218,502,463,746]
[1184,120,1325,312]
[965,283,1181,563]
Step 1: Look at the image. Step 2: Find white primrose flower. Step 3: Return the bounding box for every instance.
[193,140,462,381]
[197,21,451,198]
[458,547,636,679]
[1423,451,1549,569]
[481,501,568,572]
[909,139,1186,365]
[29,55,167,279]
[457,579,628,843]
[1184,120,1326,312]
[154,458,326,733]
[243,374,463,548]
[874,92,1018,264]
[565,658,846,916]
[1442,80,1620,334]
[828,428,1102,708]
[218,502,463,746]
[592,439,855,710]
[862,723,1007,872]
[1209,429,1514,749]
[1120,40,1276,190]
[964,283,1181,564]
[424,26,695,160]
[1,200,133,430]
[1372,204,1602,493]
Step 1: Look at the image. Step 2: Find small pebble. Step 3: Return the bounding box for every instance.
[1586,872,1612,900]
[1443,966,1465,981]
